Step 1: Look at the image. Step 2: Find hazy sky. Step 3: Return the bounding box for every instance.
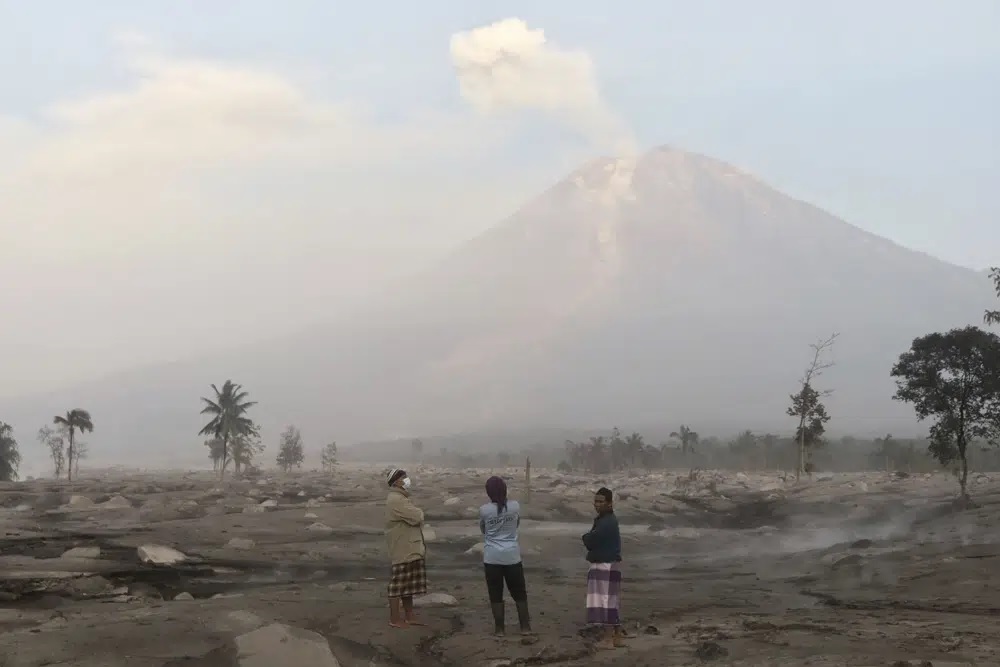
[1,0,997,397]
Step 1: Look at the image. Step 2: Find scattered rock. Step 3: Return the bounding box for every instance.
[243,504,266,514]
[137,544,188,566]
[61,546,101,559]
[644,625,661,635]
[64,575,114,597]
[307,522,334,532]
[234,623,341,667]
[304,512,319,519]
[444,497,461,506]
[259,499,278,508]
[66,495,93,507]
[128,582,163,600]
[99,495,132,509]
[413,592,459,607]
[173,592,195,601]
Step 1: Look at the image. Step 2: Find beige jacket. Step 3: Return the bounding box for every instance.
[385,487,426,565]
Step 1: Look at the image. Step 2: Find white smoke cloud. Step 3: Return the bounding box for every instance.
[450,18,636,156]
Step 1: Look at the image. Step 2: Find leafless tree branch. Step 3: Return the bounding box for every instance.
[799,332,839,387]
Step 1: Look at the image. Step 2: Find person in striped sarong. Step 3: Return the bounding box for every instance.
[582,487,625,650]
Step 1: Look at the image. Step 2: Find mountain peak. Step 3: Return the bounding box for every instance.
[3,147,992,466]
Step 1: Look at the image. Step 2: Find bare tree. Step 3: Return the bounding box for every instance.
[73,441,89,479]
[321,441,338,472]
[37,426,65,478]
[788,333,839,481]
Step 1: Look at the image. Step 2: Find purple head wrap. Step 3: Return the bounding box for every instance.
[485,476,508,516]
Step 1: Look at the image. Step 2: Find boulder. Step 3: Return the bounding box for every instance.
[234,623,341,667]
[307,522,334,533]
[137,544,187,566]
[63,575,114,598]
[444,497,461,506]
[99,495,132,509]
[61,546,101,559]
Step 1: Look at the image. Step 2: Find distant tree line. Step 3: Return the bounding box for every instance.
[199,379,338,480]
[0,269,997,485]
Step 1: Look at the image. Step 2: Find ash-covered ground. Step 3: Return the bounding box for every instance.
[0,465,997,666]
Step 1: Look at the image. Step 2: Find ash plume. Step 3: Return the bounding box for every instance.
[449,18,636,156]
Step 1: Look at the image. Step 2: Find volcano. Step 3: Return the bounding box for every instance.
[2,146,992,465]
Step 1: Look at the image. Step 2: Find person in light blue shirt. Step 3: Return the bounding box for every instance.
[479,475,531,635]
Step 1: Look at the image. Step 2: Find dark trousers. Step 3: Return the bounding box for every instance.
[484,562,527,603]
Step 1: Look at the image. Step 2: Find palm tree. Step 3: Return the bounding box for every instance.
[53,409,94,481]
[587,436,609,473]
[624,432,645,469]
[0,422,21,482]
[199,380,257,480]
[670,425,699,456]
[985,267,999,325]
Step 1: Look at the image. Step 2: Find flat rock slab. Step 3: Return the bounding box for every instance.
[413,592,458,607]
[137,544,187,565]
[234,623,341,667]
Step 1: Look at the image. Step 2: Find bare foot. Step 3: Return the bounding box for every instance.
[405,618,426,626]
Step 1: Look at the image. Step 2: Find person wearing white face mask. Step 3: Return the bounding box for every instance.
[385,468,428,628]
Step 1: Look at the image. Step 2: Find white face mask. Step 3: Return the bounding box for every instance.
[402,477,412,490]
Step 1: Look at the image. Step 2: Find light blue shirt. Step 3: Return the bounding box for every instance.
[479,500,522,566]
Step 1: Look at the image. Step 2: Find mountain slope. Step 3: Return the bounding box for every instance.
[2,146,992,469]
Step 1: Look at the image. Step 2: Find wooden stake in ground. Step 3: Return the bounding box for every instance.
[525,456,532,504]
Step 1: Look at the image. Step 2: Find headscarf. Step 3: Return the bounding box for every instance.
[485,476,508,516]
[386,468,406,487]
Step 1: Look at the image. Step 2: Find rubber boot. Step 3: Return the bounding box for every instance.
[490,602,505,636]
[515,599,532,633]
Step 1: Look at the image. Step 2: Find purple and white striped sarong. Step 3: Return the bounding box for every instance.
[585,562,622,626]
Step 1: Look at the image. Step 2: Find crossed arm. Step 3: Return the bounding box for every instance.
[581,518,611,550]
[391,498,424,526]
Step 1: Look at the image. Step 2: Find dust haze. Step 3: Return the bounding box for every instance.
[1,10,999,667]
